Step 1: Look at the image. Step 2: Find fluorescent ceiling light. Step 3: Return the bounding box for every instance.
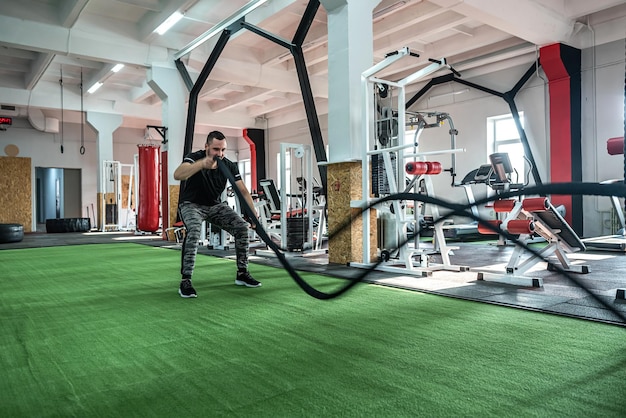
[111,64,124,73]
[155,11,183,35]
[175,0,270,60]
[87,82,103,94]
[373,1,406,19]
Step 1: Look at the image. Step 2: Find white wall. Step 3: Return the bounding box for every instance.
[582,39,626,237]
[1,119,98,230]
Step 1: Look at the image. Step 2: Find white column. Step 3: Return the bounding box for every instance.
[147,63,188,185]
[320,0,380,162]
[147,63,189,234]
[86,111,123,191]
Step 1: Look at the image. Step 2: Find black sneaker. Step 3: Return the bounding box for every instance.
[235,271,262,288]
[179,279,197,298]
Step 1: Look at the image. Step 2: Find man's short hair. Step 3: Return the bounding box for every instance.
[206,131,226,144]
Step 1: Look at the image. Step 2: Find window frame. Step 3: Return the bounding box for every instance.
[487,113,526,183]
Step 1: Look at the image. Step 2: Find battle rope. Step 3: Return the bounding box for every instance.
[218,158,626,324]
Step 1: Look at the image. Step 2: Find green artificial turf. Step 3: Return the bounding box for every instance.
[1,243,625,417]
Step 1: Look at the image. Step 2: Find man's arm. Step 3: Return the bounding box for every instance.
[174,158,210,181]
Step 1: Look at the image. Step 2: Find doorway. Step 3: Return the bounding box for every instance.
[35,167,82,231]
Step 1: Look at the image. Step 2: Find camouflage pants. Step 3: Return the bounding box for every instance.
[178,201,249,278]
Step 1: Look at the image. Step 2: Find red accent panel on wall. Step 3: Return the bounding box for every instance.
[539,43,573,225]
[242,128,257,192]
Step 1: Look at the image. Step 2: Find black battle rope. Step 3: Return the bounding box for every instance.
[377,187,626,326]
[79,68,85,155]
[218,158,360,299]
[219,158,626,324]
[368,186,626,326]
[59,66,64,154]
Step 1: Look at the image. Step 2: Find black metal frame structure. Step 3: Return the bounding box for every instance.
[174,0,328,194]
[407,61,544,186]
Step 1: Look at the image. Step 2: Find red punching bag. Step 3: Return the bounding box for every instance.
[137,144,160,232]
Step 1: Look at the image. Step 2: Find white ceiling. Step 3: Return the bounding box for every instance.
[0,0,625,136]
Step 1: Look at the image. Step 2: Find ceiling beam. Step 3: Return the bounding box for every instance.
[210,86,270,112]
[561,0,626,19]
[0,47,37,60]
[375,1,448,38]
[58,0,90,27]
[25,52,55,90]
[0,14,169,66]
[429,0,575,46]
[185,55,329,98]
[113,0,165,12]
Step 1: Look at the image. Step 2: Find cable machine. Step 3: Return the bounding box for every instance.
[350,47,468,276]
[256,143,321,256]
[100,160,135,232]
[279,143,315,252]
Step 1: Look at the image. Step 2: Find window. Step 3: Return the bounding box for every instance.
[487,113,526,183]
[238,159,252,191]
[276,150,291,194]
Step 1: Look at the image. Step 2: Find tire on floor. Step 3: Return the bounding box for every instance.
[45,218,91,233]
[0,223,24,243]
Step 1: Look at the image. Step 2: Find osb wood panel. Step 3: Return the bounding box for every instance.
[96,193,104,230]
[121,174,134,210]
[0,157,32,232]
[167,185,180,241]
[96,192,117,230]
[327,162,377,264]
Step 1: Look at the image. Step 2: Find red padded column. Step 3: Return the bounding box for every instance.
[243,128,266,194]
[478,220,502,235]
[242,129,257,192]
[508,219,535,235]
[539,43,582,235]
[493,199,516,213]
[607,137,624,155]
[405,161,429,175]
[522,197,549,212]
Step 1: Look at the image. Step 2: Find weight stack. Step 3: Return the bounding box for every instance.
[371,153,397,197]
[286,216,308,252]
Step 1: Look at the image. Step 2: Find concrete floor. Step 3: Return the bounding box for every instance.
[2,229,626,327]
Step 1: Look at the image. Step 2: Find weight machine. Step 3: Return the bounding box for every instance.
[256,143,325,256]
[205,188,236,250]
[582,136,626,251]
[350,47,469,276]
[458,152,532,246]
[474,153,589,287]
[100,160,135,232]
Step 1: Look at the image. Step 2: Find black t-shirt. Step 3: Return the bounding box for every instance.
[178,149,242,206]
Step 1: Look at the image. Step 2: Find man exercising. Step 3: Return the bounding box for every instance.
[173,130,260,298]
